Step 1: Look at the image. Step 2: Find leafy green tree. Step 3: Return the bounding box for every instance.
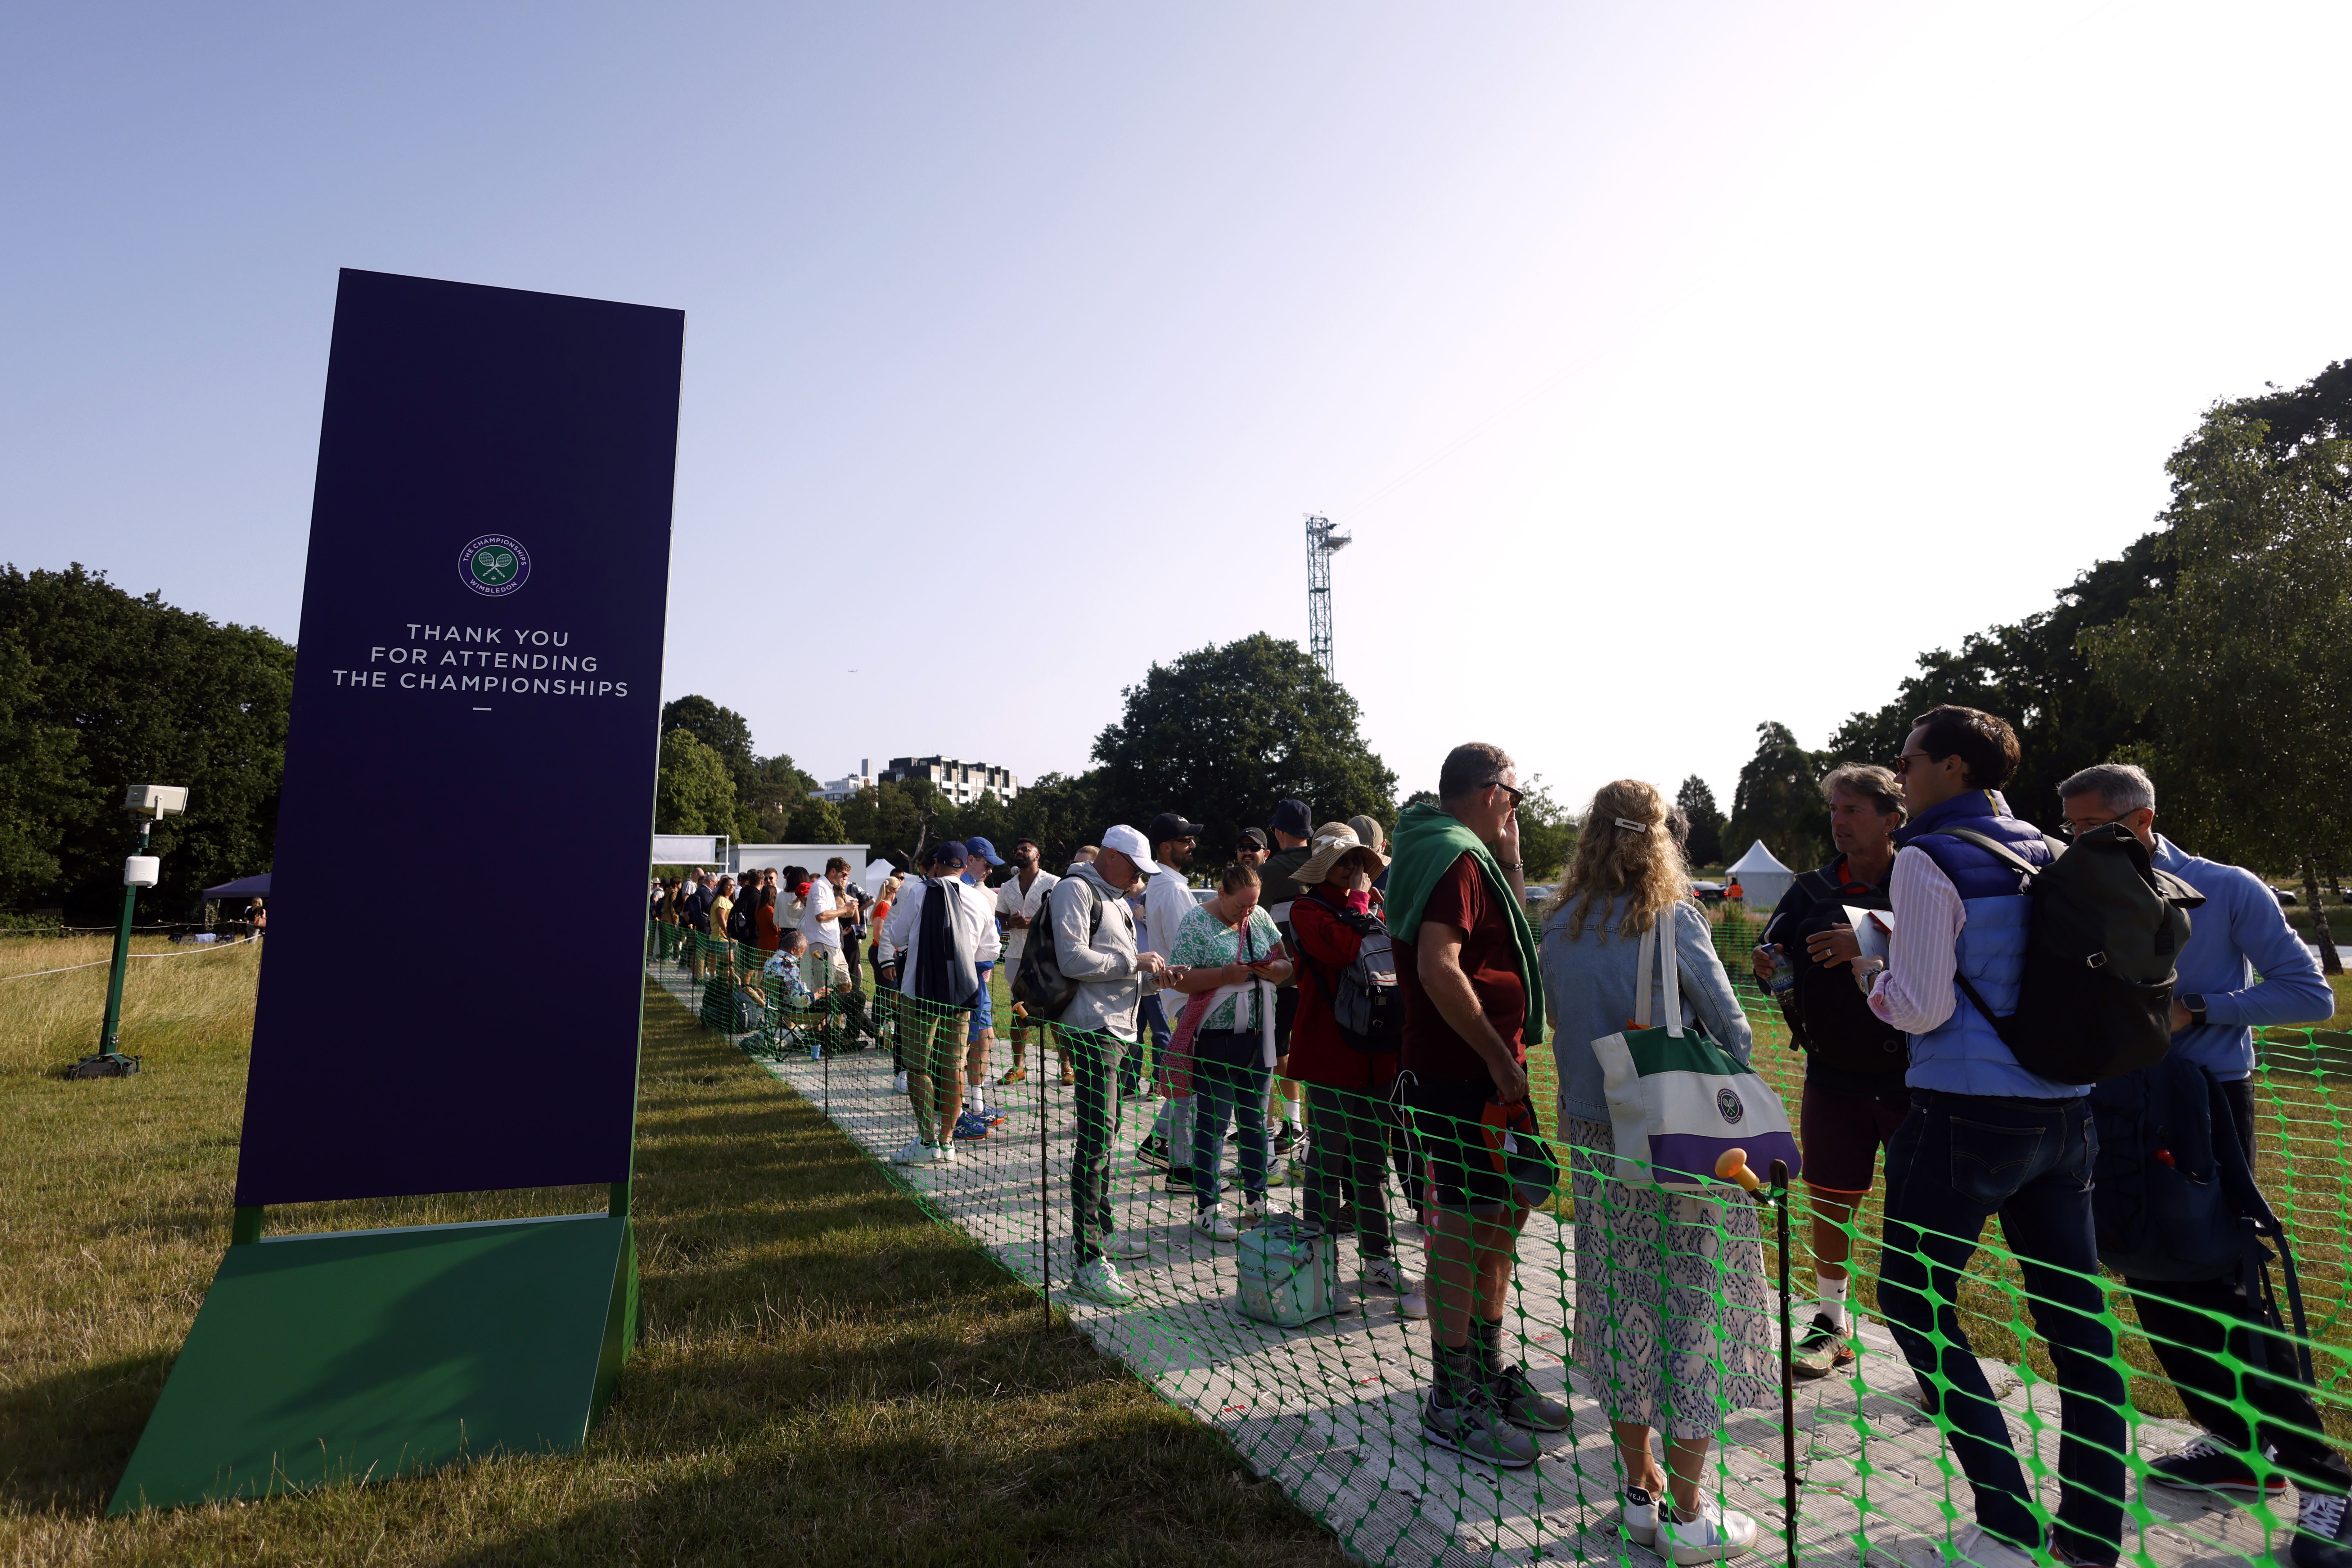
[785,797,848,844]
[1514,776,1580,881]
[0,628,80,907]
[1723,722,1827,870]
[660,695,754,780]
[1823,537,2170,825]
[1002,771,1106,873]
[2085,405,2352,972]
[0,564,294,918]
[1676,775,1725,867]
[1090,633,1397,859]
[655,728,738,835]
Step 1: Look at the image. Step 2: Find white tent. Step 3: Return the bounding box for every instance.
[1724,840,1795,910]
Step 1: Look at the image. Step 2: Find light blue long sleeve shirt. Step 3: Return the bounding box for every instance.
[1539,894,1753,1126]
[2153,835,2334,1078]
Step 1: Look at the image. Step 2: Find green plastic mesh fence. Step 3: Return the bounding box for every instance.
[646,911,2351,1568]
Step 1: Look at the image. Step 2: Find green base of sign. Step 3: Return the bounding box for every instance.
[108,1212,638,1514]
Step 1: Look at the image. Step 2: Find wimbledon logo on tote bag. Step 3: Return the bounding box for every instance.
[1592,910,1800,1193]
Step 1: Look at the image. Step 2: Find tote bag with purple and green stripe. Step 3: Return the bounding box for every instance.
[1592,917,1800,1193]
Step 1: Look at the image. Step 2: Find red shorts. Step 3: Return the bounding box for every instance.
[1799,1081,1912,1194]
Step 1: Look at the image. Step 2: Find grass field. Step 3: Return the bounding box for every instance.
[0,937,1346,1567]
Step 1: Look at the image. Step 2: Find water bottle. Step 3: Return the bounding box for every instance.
[1764,943,1797,996]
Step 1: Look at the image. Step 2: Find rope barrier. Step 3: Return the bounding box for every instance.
[0,934,259,983]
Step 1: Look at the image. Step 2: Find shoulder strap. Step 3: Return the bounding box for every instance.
[1924,827,2043,878]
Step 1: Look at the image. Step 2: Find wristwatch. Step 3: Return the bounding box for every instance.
[2183,994,2209,1027]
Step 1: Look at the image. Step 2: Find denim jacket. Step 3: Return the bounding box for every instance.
[1539,893,1753,1126]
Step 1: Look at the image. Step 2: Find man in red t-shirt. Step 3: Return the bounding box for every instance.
[1391,741,1569,1469]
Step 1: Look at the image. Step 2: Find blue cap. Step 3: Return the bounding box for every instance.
[1269,799,1313,838]
[963,835,1005,867]
[930,840,968,869]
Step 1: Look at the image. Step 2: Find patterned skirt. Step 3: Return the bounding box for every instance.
[1566,1115,1778,1438]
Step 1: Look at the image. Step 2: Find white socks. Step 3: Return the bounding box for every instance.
[1817,1275,1849,1330]
[966,1085,987,1117]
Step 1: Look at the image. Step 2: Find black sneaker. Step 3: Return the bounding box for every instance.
[1790,1313,1855,1380]
[2146,1436,2287,1499]
[1137,1134,1170,1169]
[2293,1492,2352,1568]
[1164,1169,1235,1193]
[1273,1123,1299,1156]
[1483,1358,1571,1434]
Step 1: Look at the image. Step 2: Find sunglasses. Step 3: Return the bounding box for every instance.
[1891,752,1940,776]
[1483,779,1525,806]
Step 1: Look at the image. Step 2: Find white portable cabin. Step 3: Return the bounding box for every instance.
[1724,840,1795,911]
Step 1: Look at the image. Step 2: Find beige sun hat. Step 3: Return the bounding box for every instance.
[1347,814,1386,854]
[1296,820,1389,884]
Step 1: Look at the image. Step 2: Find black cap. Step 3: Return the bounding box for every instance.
[1238,826,1269,850]
[1268,799,1312,838]
[1147,811,1205,847]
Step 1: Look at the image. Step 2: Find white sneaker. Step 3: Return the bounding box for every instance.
[893,1071,908,1093]
[1944,1524,2037,1568]
[1106,1229,1151,1260]
[933,1141,957,1164]
[1070,1257,1136,1305]
[1619,1486,1660,1547]
[1192,1203,1240,1242]
[1239,1195,1277,1229]
[1659,1500,1758,1564]
[890,1138,930,1165]
[1363,1256,1430,1320]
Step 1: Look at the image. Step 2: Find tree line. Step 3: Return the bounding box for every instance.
[1721,360,2352,962]
[654,632,1445,878]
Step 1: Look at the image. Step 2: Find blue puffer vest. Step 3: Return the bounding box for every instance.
[1892,790,2085,1099]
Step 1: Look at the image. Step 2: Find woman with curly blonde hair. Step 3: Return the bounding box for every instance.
[1538,779,1772,1561]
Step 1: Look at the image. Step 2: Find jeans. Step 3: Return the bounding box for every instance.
[1067,1027,1130,1264]
[2128,1272,2351,1493]
[1880,1091,2123,1563]
[1191,1036,1270,1210]
[1304,1084,1401,1259]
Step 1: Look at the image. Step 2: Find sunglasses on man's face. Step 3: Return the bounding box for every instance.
[1484,779,1525,806]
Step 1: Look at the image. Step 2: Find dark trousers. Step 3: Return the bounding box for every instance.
[1880,1091,2123,1563]
[1067,1028,1129,1264]
[1304,1083,1407,1259]
[1124,993,1167,1098]
[2128,1075,2348,1492]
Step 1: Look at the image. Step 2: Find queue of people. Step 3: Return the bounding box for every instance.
[647,706,2347,1567]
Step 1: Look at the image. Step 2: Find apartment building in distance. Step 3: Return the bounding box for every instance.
[811,760,877,803]
[878,755,1020,806]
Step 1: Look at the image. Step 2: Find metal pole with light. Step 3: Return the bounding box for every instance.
[75,784,188,1080]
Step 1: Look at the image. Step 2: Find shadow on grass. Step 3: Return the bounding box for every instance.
[0,1351,175,1514]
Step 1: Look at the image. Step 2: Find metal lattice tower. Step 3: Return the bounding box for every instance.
[1304,515,1352,679]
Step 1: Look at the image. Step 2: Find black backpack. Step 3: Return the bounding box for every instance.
[1305,906,1401,1054]
[1929,823,2205,1084]
[1010,879,1104,1023]
[1775,868,1907,1076]
[2092,1055,2314,1380]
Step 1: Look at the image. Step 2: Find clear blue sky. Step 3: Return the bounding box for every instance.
[7,3,2350,814]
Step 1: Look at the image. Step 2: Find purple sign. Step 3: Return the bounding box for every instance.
[234,269,682,1205]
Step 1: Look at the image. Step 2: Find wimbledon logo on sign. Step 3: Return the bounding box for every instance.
[459,534,532,598]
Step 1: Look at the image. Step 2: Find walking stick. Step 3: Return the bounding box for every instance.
[1715,1148,1798,1568]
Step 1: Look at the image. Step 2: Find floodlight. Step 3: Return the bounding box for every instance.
[124,785,189,817]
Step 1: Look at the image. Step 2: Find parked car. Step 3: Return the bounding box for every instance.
[1521,884,1554,910]
[1692,880,1728,904]
[2273,885,2300,905]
